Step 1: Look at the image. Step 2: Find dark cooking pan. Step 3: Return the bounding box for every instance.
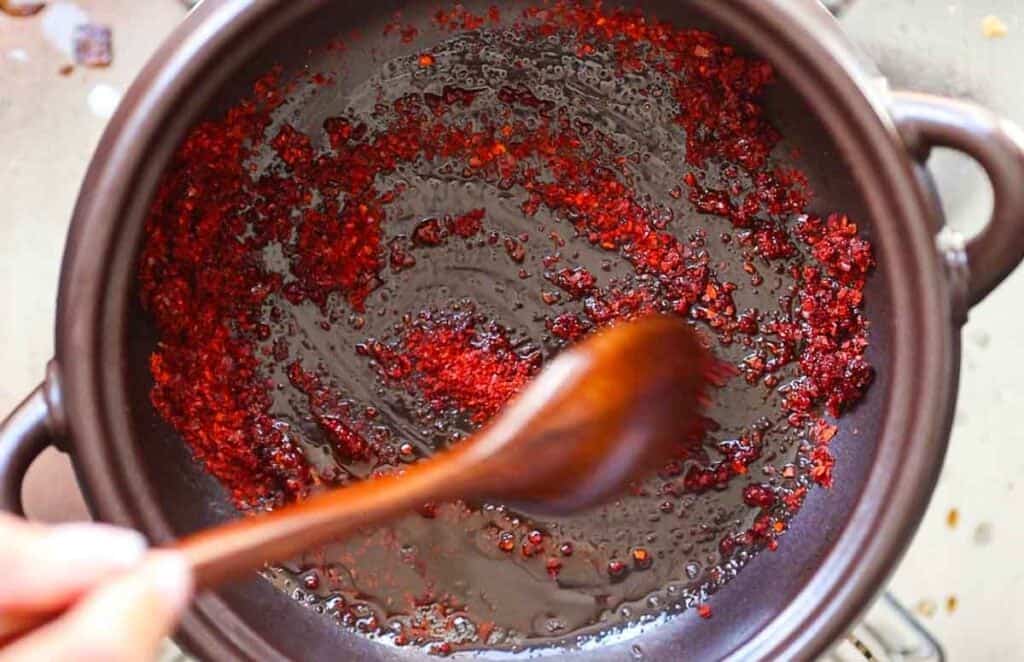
[3,0,1024,660]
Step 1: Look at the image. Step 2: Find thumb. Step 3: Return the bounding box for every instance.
[0,552,193,662]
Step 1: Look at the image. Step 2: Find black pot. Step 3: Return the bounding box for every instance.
[3,1,1024,659]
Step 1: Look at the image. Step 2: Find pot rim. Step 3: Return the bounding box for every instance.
[54,1,954,660]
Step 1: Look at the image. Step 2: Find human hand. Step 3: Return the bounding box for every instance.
[0,513,193,662]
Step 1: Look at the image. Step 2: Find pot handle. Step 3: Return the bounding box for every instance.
[890,91,1024,309]
[0,363,64,516]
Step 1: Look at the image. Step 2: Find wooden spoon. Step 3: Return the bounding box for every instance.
[176,315,710,588]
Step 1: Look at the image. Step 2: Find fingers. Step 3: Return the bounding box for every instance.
[0,513,148,612]
[0,516,193,661]
[0,552,193,662]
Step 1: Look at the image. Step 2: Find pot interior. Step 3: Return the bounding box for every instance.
[119,1,892,659]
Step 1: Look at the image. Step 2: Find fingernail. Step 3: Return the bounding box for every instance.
[46,523,148,569]
[144,552,194,613]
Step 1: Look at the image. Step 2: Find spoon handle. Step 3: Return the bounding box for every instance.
[173,452,479,589]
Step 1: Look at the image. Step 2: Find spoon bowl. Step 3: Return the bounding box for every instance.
[471,315,711,515]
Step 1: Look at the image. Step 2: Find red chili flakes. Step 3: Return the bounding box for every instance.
[743,511,784,552]
[430,642,453,656]
[690,186,733,218]
[545,267,597,299]
[364,313,539,423]
[697,604,713,619]
[632,547,652,569]
[418,53,436,68]
[447,208,485,238]
[778,213,875,421]
[504,236,526,263]
[812,419,838,444]
[147,333,311,507]
[400,25,420,43]
[292,201,384,311]
[525,2,777,169]
[384,14,419,43]
[322,116,362,149]
[583,286,660,325]
[310,72,334,87]
[682,432,762,494]
[497,85,555,113]
[782,486,807,511]
[408,210,486,249]
[752,222,796,260]
[433,4,488,31]
[437,85,484,110]
[607,560,627,579]
[271,124,314,170]
[497,531,516,553]
[139,71,308,509]
[413,217,447,246]
[547,312,590,342]
[287,362,370,460]
[742,483,776,509]
[389,240,417,272]
[809,446,836,488]
[797,214,874,285]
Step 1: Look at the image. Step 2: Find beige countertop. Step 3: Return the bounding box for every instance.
[1,2,1021,659]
